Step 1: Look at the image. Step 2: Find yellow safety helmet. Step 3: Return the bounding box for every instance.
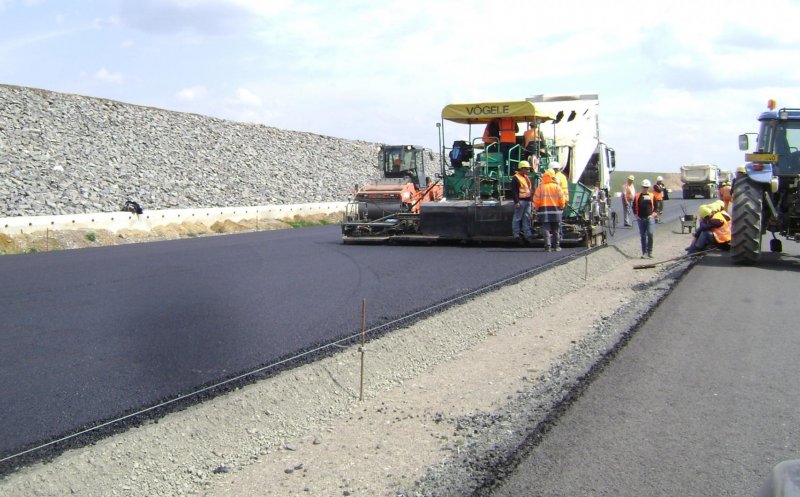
[737,165,747,174]
[627,175,635,181]
[711,200,725,211]
[517,160,531,169]
[698,204,713,218]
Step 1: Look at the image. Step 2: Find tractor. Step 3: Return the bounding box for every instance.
[733,101,800,263]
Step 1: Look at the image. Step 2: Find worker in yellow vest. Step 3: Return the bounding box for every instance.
[687,204,731,253]
[549,161,569,205]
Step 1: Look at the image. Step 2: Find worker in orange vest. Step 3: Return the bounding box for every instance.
[687,204,731,253]
[534,169,566,252]
[498,117,519,172]
[719,181,732,212]
[522,122,538,161]
[511,160,534,243]
[622,175,635,227]
[652,175,665,223]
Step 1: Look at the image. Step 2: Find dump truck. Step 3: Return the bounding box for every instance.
[732,101,800,263]
[680,164,720,199]
[342,97,616,246]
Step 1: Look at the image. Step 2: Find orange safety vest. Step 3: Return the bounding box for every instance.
[623,183,635,203]
[514,172,532,199]
[711,211,731,243]
[534,175,566,209]
[499,117,517,144]
[652,184,664,201]
[632,191,654,217]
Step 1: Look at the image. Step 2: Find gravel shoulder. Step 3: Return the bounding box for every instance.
[0,222,696,497]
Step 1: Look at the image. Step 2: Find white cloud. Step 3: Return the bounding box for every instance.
[227,88,262,106]
[176,85,208,101]
[94,68,123,83]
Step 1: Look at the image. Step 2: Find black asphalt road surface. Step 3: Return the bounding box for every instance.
[487,220,800,496]
[0,197,700,463]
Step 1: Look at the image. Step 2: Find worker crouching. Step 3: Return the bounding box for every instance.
[534,169,566,252]
[686,204,731,253]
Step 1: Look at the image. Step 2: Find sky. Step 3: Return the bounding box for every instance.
[3,0,800,173]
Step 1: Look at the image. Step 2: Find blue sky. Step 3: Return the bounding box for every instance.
[3,0,800,172]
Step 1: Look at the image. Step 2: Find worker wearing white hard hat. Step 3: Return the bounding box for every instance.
[653,176,666,222]
[548,161,569,204]
[633,179,656,258]
[622,175,635,227]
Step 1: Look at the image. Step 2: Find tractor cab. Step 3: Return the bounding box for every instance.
[380,145,427,188]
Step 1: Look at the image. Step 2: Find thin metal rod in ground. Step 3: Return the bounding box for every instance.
[359,298,366,401]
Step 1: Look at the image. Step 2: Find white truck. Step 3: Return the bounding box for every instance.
[680,163,720,199]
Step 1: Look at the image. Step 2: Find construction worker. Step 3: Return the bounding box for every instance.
[710,199,731,222]
[687,204,731,253]
[549,161,569,204]
[622,175,635,227]
[652,175,665,223]
[499,117,519,172]
[523,122,539,162]
[534,169,566,252]
[719,181,732,212]
[633,179,656,259]
[511,160,534,243]
[482,118,500,145]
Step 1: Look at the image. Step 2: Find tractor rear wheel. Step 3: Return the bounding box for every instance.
[731,178,763,264]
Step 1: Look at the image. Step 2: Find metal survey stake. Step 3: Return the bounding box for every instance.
[359,298,366,401]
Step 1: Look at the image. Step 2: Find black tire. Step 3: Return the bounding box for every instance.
[731,177,763,264]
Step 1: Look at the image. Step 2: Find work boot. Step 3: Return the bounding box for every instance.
[555,246,562,252]
[646,253,653,259]
[544,246,551,252]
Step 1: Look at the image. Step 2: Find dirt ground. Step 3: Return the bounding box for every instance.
[0,220,698,497]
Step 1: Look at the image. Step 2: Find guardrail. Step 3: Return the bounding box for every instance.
[0,202,348,235]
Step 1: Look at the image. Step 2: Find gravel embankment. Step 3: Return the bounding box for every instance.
[0,84,440,218]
